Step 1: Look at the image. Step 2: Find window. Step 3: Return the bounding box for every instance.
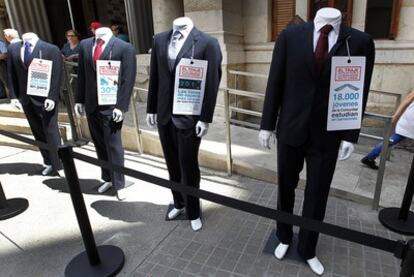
[308,0,353,26]
[365,0,402,39]
[271,0,296,41]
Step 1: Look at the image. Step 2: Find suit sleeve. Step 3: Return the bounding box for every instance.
[48,46,63,102]
[76,43,86,104]
[115,43,137,112]
[199,38,222,123]
[7,46,17,99]
[342,36,376,143]
[146,38,158,114]
[260,30,287,131]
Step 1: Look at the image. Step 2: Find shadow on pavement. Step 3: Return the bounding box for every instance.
[43,178,116,196]
[91,200,168,223]
[0,163,44,176]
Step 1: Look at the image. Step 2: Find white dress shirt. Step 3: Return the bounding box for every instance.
[168,25,193,60]
[92,33,112,58]
[313,16,341,52]
[21,37,39,62]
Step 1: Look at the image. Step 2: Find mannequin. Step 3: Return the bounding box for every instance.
[147,17,222,231]
[7,32,63,175]
[259,8,375,276]
[75,27,136,198]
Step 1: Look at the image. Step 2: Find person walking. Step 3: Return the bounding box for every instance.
[362,90,414,169]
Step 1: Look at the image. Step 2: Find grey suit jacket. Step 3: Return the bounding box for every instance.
[147,27,222,128]
[7,40,63,106]
[76,36,137,114]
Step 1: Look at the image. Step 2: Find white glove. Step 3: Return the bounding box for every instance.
[259,130,272,149]
[112,108,124,123]
[195,121,209,138]
[11,99,22,111]
[74,103,85,116]
[44,99,55,112]
[146,113,157,129]
[338,141,355,161]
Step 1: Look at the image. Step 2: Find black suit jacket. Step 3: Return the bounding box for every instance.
[76,36,137,114]
[147,27,222,128]
[7,40,63,106]
[260,23,375,146]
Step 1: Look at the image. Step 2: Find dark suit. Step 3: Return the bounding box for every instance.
[7,40,63,171]
[147,28,222,219]
[76,36,136,189]
[261,23,375,259]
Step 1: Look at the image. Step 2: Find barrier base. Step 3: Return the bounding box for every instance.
[379,208,414,235]
[65,245,124,277]
[0,198,29,220]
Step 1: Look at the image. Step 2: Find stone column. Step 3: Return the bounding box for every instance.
[152,0,184,34]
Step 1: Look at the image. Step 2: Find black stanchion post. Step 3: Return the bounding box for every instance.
[59,145,125,277]
[400,240,414,277]
[379,155,414,235]
[0,181,29,220]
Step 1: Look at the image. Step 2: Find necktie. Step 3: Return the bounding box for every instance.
[24,42,32,66]
[93,38,105,63]
[314,24,333,72]
[169,30,183,58]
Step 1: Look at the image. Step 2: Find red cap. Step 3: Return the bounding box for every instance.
[88,22,102,30]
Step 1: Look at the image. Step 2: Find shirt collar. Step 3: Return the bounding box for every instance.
[314,16,341,35]
[172,25,193,40]
[22,37,39,48]
[11,38,22,44]
[95,33,112,45]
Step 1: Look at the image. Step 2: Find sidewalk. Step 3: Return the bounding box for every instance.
[126,101,414,209]
[0,145,413,277]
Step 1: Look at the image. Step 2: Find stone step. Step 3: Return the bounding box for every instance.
[0,134,38,151]
[0,104,71,122]
[0,116,68,142]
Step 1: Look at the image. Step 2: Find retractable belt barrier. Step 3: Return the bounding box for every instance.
[1,129,413,277]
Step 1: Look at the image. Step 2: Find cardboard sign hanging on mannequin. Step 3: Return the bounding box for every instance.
[96,60,120,105]
[26,57,53,97]
[173,58,208,115]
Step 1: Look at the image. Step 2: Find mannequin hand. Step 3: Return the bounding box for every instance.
[146,114,157,129]
[74,103,85,116]
[11,99,22,111]
[112,108,124,123]
[338,141,354,161]
[259,130,272,149]
[44,99,55,112]
[195,121,209,138]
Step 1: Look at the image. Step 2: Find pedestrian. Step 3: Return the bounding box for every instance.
[3,29,21,44]
[61,30,80,62]
[361,90,414,169]
[111,23,129,42]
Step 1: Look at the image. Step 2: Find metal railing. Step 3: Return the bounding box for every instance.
[225,70,403,210]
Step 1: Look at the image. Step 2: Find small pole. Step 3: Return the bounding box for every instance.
[398,156,414,221]
[224,89,232,176]
[400,240,414,277]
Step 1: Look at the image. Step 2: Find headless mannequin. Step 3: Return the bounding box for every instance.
[12,33,55,112]
[74,27,124,123]
[146,17,206,231]
[260,8,343,276]
[146,17,209,139]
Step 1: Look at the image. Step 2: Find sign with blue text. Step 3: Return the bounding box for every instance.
[27,58,53,97]
[97,60,120,105]
[327,56,366,131]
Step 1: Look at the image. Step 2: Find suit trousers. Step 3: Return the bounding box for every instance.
[86,109,125,189]
[22,103,62,171]
[158,120,201,220]
[276,138,340,259]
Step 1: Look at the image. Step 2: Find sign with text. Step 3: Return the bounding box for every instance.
[327,56,366,131]
[96,60,120,106]
[27,58,53,97]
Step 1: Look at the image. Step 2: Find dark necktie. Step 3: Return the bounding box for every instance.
[314,24,333,72]
[24,42,32,67]
[93,38,105,63]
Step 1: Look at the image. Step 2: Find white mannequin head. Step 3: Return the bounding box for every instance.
[22,32,39,42]
[314,7,341,25]
[173,17,194,32]
[95,27,113,40]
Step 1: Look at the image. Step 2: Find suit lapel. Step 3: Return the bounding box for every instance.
[162,30,173,72]
[28,40,42,65]
[304,23,317,78]
[173,28,200,70]
[100,36,116,60]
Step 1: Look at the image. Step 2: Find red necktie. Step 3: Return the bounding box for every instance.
[314,24,333,72]
[93,38,104,63]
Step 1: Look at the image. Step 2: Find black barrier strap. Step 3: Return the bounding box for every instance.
[0,129,51,150]
[0,129,407,258]
[71,151,403,256]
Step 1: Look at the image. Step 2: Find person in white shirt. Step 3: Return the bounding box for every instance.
[362,90,414,169]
